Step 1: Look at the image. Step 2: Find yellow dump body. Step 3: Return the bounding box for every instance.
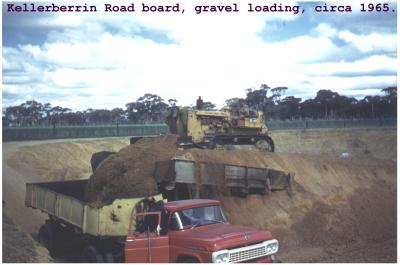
[25,179,162,237]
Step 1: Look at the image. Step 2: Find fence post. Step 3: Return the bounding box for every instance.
[52,123,56,139]
[116,122,119,137]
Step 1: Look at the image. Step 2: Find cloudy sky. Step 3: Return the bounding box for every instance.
[2,0,397,110]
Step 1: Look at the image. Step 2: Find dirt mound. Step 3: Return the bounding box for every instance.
[84,136,290,206]
[84,135,183,206]
[6,138,128,181]
[219,153,396,262]
[3,128,396,262]
[2,207,53,263]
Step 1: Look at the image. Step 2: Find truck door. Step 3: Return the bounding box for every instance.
[125,212,169,263]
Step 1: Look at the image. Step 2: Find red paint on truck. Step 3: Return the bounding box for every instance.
[124,199,279,263]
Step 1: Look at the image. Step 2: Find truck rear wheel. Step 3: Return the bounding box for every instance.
[38,223,60,256]
[82,246,104,263]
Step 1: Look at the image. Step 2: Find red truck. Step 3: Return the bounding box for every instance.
[126,199,279,263]
[26,180,279,263]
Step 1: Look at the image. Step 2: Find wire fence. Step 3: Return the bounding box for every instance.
[3,124,169,141]
[267,118,396,130]
[2,118,396,141]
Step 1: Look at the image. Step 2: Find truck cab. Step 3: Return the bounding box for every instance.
[125,199,279,263]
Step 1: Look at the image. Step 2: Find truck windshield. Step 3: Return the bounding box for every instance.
[170,205,227,230]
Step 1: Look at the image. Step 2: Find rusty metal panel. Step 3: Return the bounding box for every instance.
[247,168,268,189]
[175,160,195,183]
[225,165,246,188]
[267,169,292,190]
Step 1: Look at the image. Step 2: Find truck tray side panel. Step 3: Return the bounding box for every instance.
[26,183,57,215]
[26,183,86,229]
[55,194,84,228]
[84,206,100,235]
[247,168,268,189]
[175,161,195,184]
[225,165,247,189]
[26,181,164,236]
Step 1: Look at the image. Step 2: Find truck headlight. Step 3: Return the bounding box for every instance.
[212,250,230,263]
[265,240,279,254]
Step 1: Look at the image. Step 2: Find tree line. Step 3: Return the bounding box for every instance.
[3,86,396,127]
[227,85,396,120]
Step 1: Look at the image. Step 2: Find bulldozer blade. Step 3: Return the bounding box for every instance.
[176,136,205,149]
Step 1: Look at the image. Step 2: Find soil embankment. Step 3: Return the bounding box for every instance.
[220,153,396,262]
[6,138,129,181]
[2,128,396,262]
[272,127,396,160]
[2,138,128,262]
[2,204,53,263]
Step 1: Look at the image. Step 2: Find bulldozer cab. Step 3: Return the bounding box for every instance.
[230,108,267,132]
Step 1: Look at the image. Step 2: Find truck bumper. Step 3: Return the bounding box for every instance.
[251,254,278,263]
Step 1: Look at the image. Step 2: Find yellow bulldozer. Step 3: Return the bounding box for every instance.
[165,106,274,152]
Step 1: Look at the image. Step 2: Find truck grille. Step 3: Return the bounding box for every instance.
[212,239,278,263]
[229,245,267,263]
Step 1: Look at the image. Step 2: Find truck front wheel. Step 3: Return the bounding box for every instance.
[82,246,104,263]
[179,257,199,263]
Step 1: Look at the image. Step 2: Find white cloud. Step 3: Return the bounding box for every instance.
[338,31,396,53]
[2,3,397,110]
[313,23,337,38]
[301,75,396,95]
[296,55,397,76]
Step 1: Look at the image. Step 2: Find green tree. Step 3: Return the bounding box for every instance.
[126,93,169,123]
